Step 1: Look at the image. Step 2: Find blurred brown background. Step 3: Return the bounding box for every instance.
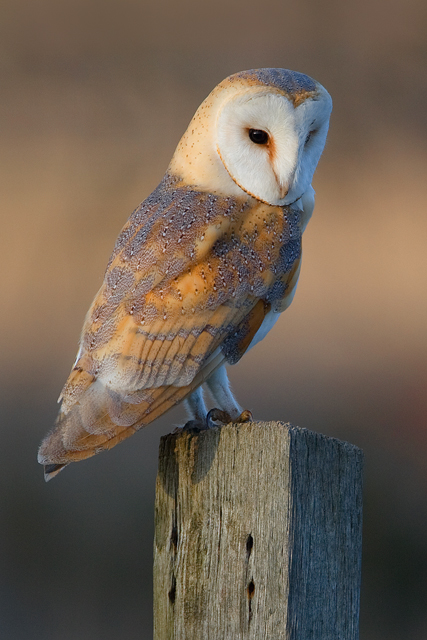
[1,0,427,637]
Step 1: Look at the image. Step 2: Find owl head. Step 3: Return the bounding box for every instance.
[169,68,332,207]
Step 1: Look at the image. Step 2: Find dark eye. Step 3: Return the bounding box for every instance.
[248,129,269,144]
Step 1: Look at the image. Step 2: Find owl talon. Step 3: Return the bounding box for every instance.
[236,409,253,423]
[206,408,233,429]
[205,408,253,429]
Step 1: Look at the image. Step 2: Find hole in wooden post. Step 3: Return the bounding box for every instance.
[170,524,178,550]
[247,580,255,599]
[168,575,176,604]
[247,579,255,623]
[246,534,253,559]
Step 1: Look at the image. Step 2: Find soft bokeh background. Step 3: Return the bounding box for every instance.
[1,0,426,638]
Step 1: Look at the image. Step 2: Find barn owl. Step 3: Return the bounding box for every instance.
[38,68,332,480]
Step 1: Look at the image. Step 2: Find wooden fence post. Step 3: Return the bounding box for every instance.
[153,421,363,639]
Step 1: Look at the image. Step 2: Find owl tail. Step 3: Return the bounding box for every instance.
[38,353,226,481]
[43,464,68,482]
[38,383,185,481]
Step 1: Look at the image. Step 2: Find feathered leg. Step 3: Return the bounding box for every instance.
[183,386,208,421]
[204,365,253,426]
[182,386,209,431]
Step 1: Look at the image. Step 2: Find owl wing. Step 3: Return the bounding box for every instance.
[38,177,302,475]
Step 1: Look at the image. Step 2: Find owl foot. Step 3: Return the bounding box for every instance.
[180,419,210,433]
[236,409,253,422]
[206,408,232,428]
[206,408,253,429]
[179,408,254,433]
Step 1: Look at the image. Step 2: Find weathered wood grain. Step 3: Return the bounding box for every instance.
[153,421,363,639]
